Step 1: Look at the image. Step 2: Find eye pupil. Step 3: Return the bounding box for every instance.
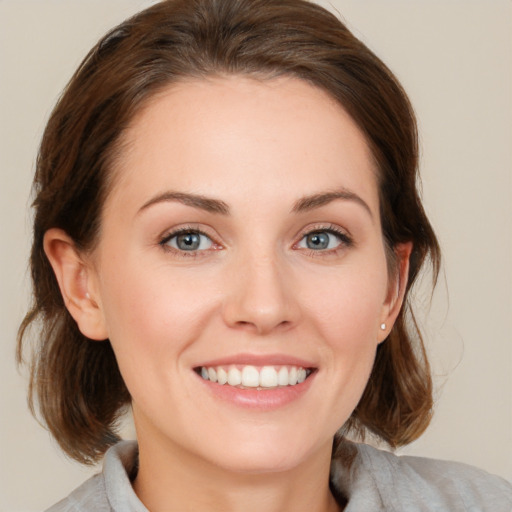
[307,232,329,250]
[177,233,200,250]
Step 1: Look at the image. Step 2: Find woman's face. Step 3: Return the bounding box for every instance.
[86,76,404,473]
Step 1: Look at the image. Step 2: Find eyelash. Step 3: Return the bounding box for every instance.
[158,226,219,258]
[158,224,354,258]
[294,224,354,256]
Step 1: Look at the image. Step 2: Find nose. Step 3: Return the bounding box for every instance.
[222,252,300,335]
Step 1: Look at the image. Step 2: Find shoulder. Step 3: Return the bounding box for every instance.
[45,441,146,512]
[45,473,108,512]
[331,441,512,512]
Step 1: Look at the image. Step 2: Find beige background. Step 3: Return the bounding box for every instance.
[1,0,511,510]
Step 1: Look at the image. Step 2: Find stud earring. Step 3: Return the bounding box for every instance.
[380,323,386,331]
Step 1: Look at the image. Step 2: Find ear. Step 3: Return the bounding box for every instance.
[43,228,108,341]
[378,242,413,343]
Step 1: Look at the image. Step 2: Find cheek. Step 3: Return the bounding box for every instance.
[97,260,218,372]
[304,261,388,344]
[300,260,388,414]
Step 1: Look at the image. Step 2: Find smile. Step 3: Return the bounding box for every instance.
[197,365,314,389]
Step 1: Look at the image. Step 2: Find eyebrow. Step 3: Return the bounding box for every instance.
[138,191,230,215]
[291,189,373,219]
[137,188,373,219]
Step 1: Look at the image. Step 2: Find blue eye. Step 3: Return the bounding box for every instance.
[164,231,213,251]
[297,230,348,251]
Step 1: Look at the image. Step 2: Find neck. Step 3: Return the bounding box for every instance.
[133,434,342,512]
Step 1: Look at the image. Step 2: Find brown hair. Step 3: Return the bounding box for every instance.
[18,0,440,464]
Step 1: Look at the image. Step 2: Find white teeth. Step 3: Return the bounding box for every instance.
[199,364,311,389]
[227,367,242,386]
[217,367,228,385]
[277,366,289,386]
[241,365,260,387]
[260,366,278,388]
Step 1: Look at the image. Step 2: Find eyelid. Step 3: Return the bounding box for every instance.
[158,224,223,255]
[157,222,353,257]
[292,223,354,251]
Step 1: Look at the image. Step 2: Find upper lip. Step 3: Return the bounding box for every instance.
[194,353,317,369]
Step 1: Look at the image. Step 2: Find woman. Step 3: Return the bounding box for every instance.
[17,0,511,510]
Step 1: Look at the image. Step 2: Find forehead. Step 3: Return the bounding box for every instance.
[106,75,379,216]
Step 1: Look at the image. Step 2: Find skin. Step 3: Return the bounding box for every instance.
[45,76,411,512]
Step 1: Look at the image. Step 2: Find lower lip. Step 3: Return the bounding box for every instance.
[195,371,316,411]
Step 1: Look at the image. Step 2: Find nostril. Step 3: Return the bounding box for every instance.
[232,318,293,335]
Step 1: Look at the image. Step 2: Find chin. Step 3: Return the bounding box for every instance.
[196,428,328,475]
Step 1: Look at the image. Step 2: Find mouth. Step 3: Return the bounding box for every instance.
[194,364,316,390]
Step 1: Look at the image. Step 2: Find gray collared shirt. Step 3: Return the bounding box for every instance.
[46,440,512,511]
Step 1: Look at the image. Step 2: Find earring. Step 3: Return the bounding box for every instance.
[380,323,386,331]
